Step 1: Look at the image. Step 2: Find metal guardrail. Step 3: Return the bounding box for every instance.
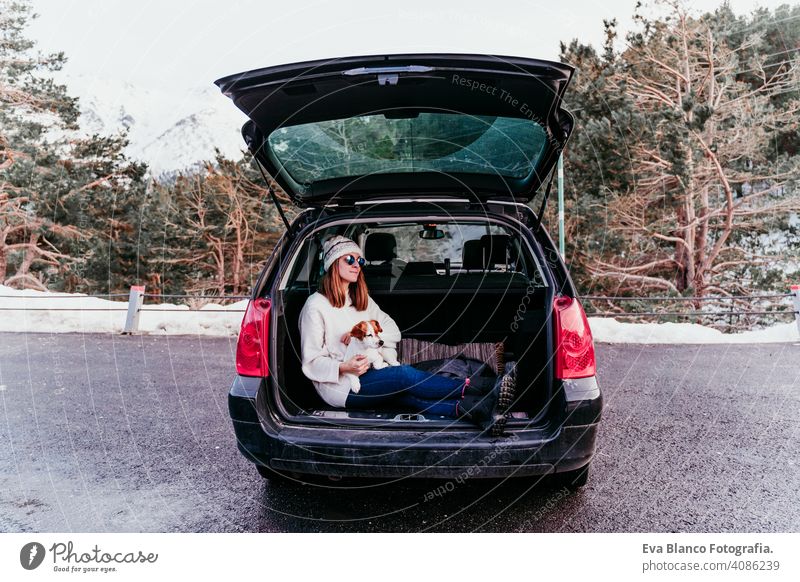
[584,285,800,335]
[143,293,250,300]
[588,311,797,317]
[584,294,793,301]
[0,285,247,334]
[2,285,799,335]
[0,308,129,311]
[0,293,131,299]
[121,286,247,333]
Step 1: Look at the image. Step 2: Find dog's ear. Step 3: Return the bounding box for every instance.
[350,321,367,340]
[370,319,383,333]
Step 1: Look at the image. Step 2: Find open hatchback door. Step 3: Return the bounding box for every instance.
[215,54,574,206]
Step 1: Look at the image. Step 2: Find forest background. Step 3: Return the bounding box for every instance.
[2,0,798,324]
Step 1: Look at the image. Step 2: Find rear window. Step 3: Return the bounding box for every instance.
[281,220,546,289]
[372,223,510,267]
[267,113,548,185]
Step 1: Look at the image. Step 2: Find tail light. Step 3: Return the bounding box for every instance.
[236,298,271,377]
[553,295,596,379]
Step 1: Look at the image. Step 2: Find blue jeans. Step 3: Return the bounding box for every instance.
[345,364,464,417]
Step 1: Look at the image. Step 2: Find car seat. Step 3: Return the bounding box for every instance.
[462,239,484,272]
[364,232,404,289]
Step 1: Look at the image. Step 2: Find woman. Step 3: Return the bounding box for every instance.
[298,235,515,431]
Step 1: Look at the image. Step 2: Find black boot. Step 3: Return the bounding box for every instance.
[463,361,517,396]
[499,360,517,399]
[457,363,517,435]
[456,390,499,431]
[460,375,496,397]
[494,361,517,435]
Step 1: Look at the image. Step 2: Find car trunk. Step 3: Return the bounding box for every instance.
[270,224,555,429]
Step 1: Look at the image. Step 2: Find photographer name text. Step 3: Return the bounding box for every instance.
[643,542,771,557]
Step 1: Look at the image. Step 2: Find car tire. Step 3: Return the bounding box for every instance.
[555,463,590,489]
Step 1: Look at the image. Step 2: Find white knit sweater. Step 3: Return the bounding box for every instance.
[298,291,402,407]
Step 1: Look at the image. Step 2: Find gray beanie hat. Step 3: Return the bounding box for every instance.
[322,235,363,272]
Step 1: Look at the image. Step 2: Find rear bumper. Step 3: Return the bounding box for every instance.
[229,375,602,479]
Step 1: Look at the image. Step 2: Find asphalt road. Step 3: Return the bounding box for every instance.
[0,332,798,532]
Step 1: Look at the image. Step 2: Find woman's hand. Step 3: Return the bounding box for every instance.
[340,332,351,346]
[340,354,369,376]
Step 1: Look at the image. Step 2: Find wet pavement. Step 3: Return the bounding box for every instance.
[0,333,798,532]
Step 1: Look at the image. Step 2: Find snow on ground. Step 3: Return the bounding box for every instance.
[587,317,799,344]
[0,285,246,337]
[0,285,798,343]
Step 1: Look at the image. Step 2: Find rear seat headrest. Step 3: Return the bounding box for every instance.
[365,232,397,262]
[479,235,512,268]
[462,235,516,270]
[462,239,484,270]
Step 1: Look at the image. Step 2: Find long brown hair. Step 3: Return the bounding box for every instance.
[320,260,369,310]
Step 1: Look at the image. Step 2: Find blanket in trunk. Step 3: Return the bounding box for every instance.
[398,338,504,375]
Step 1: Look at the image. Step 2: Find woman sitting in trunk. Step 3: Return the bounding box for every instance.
[298,235,516,431]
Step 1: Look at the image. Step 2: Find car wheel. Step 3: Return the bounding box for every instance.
[555,464,590,489]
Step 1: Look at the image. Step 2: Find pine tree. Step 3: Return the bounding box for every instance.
[151,152,289,297]
[559,0,800,300]
[0,0,80,289]
[1,0,151,293]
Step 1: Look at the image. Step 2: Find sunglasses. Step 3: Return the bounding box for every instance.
[343,254,366,267]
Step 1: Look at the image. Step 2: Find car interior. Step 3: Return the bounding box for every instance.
[272,220,554,423]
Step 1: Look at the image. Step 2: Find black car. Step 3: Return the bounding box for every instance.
[216,54,602,487]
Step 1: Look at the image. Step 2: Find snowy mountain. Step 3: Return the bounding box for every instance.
[62,75,249,176]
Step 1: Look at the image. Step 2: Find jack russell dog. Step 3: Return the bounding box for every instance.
[343,320,401,393]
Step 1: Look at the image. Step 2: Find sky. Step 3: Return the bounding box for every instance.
[27,0,793,93]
